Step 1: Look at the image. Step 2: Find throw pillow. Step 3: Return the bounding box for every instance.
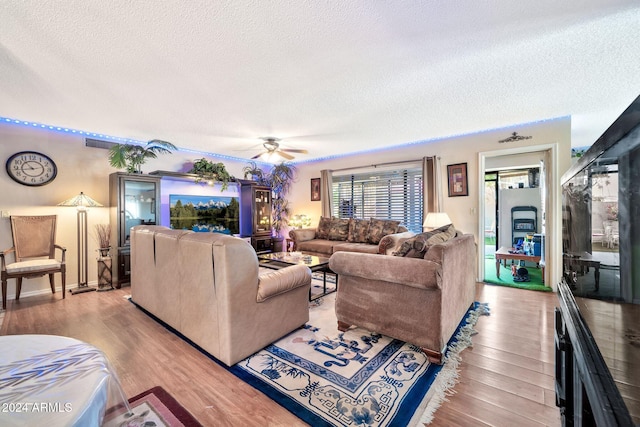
[367,218,400,244]
[316,216,332,239]
[348,218,370,243]
[392,224,457,257]
[420,223,457,248]
[328,218,350,240]
[392,236,417,257]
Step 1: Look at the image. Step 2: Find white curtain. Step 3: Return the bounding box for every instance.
[320,169,333,217]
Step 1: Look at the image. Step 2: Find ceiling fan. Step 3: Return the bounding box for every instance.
[251,137,308,161]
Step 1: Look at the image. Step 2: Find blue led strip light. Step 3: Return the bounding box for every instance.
[0,115,269,165]
[1,114,568,166]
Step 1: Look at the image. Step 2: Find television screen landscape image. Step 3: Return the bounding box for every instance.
[169,194,240,235]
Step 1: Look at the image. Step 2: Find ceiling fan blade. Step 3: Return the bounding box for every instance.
[250,153,262,159]
[278,151,295,160]
[281,148,309,154]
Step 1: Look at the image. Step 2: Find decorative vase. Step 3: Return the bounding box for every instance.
[97,247,113,291]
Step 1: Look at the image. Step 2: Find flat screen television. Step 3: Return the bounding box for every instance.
[169,194,240,235]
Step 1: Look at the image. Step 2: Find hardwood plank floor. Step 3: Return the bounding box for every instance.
[0,282,561,426]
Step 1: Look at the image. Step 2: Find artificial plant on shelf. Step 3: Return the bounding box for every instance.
[242,161,266,183]
[188,158,234,190]
[108,139,177,173]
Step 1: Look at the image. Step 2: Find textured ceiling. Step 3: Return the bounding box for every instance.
[1,1,639,162]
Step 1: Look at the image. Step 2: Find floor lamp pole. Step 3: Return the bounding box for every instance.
[58,191,102,295]
[71,206,95,294]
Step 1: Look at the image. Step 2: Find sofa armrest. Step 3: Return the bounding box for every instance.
[289,228,317,243]
[257,264,312,302]
[378,231,416,255]
[329,252,441,290]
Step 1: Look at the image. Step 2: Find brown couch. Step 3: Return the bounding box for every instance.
[130,225,312,366]
[289,217,413,256]
[328,231,476,364]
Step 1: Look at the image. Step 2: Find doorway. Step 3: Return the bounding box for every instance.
[478,144,560,290]
[483,168,545,288]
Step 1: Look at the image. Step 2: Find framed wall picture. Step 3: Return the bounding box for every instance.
[447,163,468,197]
[311,178,321,201]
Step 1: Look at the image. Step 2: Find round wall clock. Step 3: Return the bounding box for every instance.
[5,151,58,186]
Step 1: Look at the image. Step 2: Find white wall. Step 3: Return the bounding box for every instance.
[288,117,571,285]
[0,122,253,301]
[498,188,541,248]
[289,118,570,233]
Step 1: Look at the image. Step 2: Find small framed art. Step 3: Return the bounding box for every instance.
[447,163,468,197]
[311,178,321,201]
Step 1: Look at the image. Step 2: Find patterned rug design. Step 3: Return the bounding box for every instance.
[230,293,489,426]
[104,386,202,427]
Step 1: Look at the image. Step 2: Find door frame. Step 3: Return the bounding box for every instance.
[477,143,560,290]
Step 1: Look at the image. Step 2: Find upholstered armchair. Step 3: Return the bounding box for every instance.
[1,215,67,309]
[131,226,312,366]
[329,233,476,364]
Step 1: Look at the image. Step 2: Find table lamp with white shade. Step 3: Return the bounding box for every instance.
[423,212,452,231]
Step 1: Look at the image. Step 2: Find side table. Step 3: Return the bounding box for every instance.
[285,238,296,252]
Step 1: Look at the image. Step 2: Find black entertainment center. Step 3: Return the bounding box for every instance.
[555,95,640,425]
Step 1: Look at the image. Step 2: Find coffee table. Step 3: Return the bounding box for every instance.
[495,246,544,283]
[258,252,335,301]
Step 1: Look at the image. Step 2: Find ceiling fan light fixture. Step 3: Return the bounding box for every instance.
[261,151,284,163]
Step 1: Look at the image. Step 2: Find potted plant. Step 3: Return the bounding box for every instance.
[242,161,266,183]
[188,158,234,190]
[109,139,177,173]
[264,162,296,238]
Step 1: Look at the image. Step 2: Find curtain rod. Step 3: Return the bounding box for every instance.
[330,157,439,173]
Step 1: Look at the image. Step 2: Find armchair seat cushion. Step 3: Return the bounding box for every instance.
[6,259,61,274]
[332,242,381,255]
[296,239,335,255]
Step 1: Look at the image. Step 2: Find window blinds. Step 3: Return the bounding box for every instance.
[331,167,423,232]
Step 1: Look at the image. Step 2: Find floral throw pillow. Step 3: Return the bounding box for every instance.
[367,218,400,245]
[316,216,332,239]
[348,219,370,243]
[328,218,350,241]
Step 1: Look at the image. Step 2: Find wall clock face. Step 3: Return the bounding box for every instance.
[5,151,58,186]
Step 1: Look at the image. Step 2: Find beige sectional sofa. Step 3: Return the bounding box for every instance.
[329,227,476,364]
[130,225,311,366]
[289,217,413,256]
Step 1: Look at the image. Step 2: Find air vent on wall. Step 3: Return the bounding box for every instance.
[85,138,118,150]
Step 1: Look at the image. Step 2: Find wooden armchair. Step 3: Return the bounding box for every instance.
[1,215,66,309]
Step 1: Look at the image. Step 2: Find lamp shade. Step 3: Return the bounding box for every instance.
[58,192,103,208]
[423,212,452,230]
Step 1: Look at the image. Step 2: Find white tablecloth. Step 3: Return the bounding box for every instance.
[0,335,128,427]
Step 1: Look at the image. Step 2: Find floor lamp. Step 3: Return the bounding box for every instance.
[58,192,103,294]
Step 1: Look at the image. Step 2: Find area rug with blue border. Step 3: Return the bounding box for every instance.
[227,292,489,426]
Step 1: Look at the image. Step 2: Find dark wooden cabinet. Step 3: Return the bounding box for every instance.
[240,182,273,253]
[109,172,161,287]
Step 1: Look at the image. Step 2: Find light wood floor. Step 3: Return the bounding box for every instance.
[0,282,561,426]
